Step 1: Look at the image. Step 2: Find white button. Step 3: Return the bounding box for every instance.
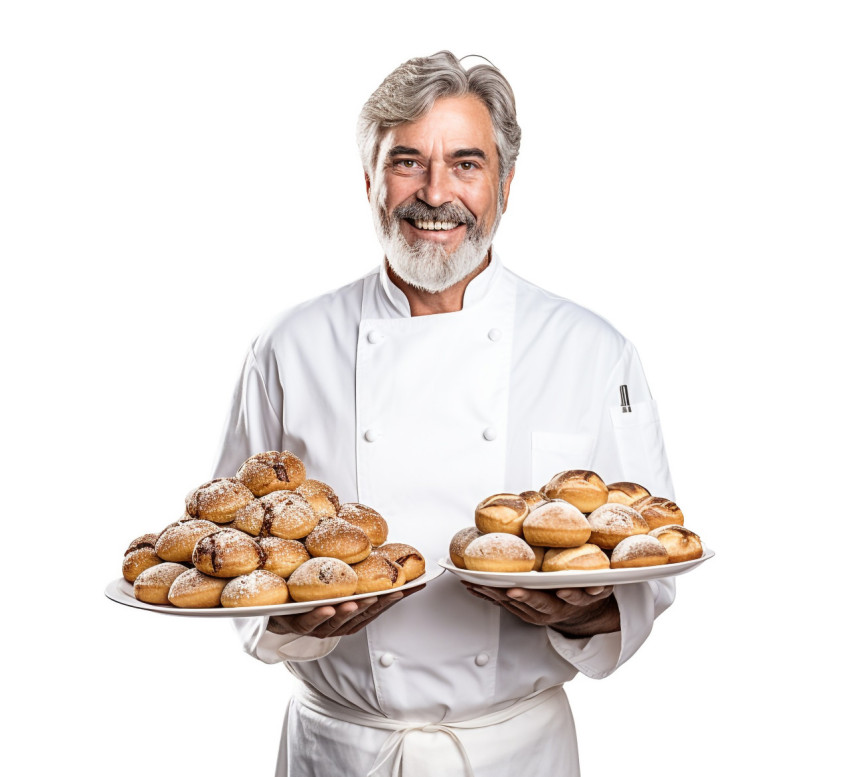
[488,328,502,342]
[483,427,498,441]
[367,330,383,344]
[379,653,395,667]
[475,652,490,666]
[364,429,379,442]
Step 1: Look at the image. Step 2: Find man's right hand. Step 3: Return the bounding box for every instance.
[266,584,424,639]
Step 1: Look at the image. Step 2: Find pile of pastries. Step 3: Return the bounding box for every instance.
[450,470,703,573]
[122,451,425,608]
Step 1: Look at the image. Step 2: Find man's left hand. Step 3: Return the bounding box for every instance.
[462,582,620,638]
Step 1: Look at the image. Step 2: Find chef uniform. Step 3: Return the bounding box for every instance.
[213,253,676,776]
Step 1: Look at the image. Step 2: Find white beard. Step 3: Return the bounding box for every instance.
[373,199,500,294]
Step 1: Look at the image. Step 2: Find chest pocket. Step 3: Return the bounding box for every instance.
[530,432,595,490]
[609,399,674,498]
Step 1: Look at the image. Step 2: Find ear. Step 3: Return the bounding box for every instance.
[365,171,372,201]
[501,168,515,213]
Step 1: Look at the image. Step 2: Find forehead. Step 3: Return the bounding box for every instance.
[386,95,497,156]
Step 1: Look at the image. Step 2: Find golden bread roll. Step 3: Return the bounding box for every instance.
[154,519,219,562]
[463,533,536,573]
[192,529,264,578]
[542,544,610,571]
[287,557,358,602]
[606,481,651,506]
[134,562,187,604]
[305,518,372,564]
[474,493,529,536]
[227,499,266,536]
[257,537,311,578]
[122,534,162,582]
[373,543,426,581]
[221,570,290,607]
[351,554,406,593]
[634,496,684,530]
[168,569,230,608]
[261,491,320,540]
[337,503,389,546]
[540,470,608,513]
[449,526,483,569]
[295,479,340,518]
[522,500,591,548]
[649,525,703,563]
[519,490,549,511]
[236,450,306,496]
[587,503,649,550]
[185,478,255,524]
[611,535,669,568]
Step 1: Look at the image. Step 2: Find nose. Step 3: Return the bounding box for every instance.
[417,163,453,207]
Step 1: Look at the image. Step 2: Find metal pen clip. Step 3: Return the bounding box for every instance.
[619,384,632,413]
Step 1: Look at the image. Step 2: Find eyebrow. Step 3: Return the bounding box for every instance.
[386,145,489,160]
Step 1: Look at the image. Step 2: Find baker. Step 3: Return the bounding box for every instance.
[213,50,676,776]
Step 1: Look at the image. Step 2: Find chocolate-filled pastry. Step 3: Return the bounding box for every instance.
[337,503,389,546]
[236,451,306,497]
[134,562,187,604]
[185,478,255,524]
[154,519,219,562]
[258,537,311,578]
[373,543,426,581]
[287,557,358,602]
[261,491,320,540]
[305,518,371,565]
[122,533,162,582]
[295,479,340,519]
[221,570,290,607]
[192,529,264,578]
[351,554,406,593]
[168,569,230,608]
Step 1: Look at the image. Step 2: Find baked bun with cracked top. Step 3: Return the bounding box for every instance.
[373,543,426,581]
[519,490,549,511]
[295,479,340,518]
[134,562,187,604]
[257,537,311,577]
[449,526,483,569]
[227,499,266,536]
[122,534,162,582]
[606,481,651,506]
[168,568,230,608]
[192,529,264,578]
[587,503,649,550]
[649,525,702,563]
[463,533,536,573]
[474,493,529,536]
[287,557,358,602]
[542,544,610,572]
[261,491,319,540]
[611,535,669,568]
[522,500,591,548]
[305,518,371,565]
[633,496,684,530]
[154,519,219,562]
[236,450,306,496]
[352,553,406,593]
[185,478,255,524]
[541,470,608,513]
[221,570,290,607]
[337,503,389,546]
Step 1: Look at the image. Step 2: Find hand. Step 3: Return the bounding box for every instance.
[267,584,425,639]
[462,582,619,637]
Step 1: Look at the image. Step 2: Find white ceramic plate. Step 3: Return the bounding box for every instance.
[105,565,443,618]
[438,548,714,588]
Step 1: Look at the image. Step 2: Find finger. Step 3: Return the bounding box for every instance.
[338,592,405,635]
[505,588,564,615]
[286,605,338,635]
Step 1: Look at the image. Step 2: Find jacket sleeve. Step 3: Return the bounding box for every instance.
[212,345,342,664]
[546,339,676,678]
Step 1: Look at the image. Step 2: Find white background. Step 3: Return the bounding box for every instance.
[2,1,847,774]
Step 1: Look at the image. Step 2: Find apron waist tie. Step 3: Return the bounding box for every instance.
[294,683,564,777]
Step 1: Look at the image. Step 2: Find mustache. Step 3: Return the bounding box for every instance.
[392,201,476,226]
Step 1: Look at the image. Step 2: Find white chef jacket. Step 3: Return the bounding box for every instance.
[212,252,676,775]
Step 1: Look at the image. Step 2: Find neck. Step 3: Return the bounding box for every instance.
[386,253,491,317]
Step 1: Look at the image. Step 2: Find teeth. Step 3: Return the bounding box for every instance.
[414,219,460,231]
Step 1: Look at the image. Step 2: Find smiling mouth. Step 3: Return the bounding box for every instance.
[407,218,462,231]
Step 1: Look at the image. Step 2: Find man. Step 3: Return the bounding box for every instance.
[214,51,675,776]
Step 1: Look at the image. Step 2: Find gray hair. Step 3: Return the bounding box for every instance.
[356,51,521,187]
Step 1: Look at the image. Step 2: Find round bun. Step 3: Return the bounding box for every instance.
[587,503,649,550]
[606,481,651,506]
[185,478,255,524]
[649,525,703,563]
[522,500,591,548]
[227,499,266,536]
[261,491,319,540]
[463,533,536,573]
[122,534,162,582]
[373,543,426,581]
[351,553,406,593]
[257,537,311,578]
[305,518,371,564]
[542,544,610,572]
[192,529,264,578]
[295,479,340,519]
[236,450,306,496]
[133,562,187,604]
[449,527,483,569]
[337,503,389,546]
[287,557,358,602]
[154,519,219,562]
[634,496,684,530]
[540,470,608,513]
[611,535,669,568]
[474,493,529,536]
[221,570,290,607]
[519,491,549,511]
[168,569,229,608]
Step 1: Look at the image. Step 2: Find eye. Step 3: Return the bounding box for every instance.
[394,159,419,169]
[457,161,478,172]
